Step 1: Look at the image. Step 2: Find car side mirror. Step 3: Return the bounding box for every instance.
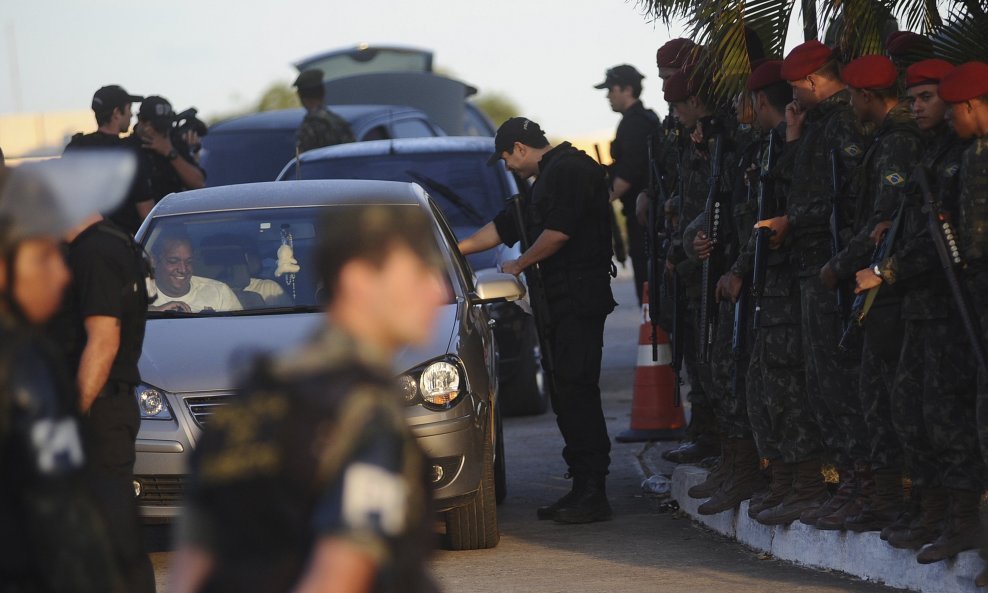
[472,271,526,303]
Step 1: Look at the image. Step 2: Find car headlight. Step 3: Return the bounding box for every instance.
[135,384,174,420]
[397,358,465,410]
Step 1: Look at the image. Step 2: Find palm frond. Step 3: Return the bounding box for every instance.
[931,12,988,63]
[889,0,944,31]
[820,0,898,61]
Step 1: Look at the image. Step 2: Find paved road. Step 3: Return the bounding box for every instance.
[149,275,901,592]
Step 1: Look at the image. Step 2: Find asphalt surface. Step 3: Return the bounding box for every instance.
[148,274,902,593]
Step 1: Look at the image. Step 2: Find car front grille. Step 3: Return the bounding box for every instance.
[184,394,232,428]
[136,475,187,506]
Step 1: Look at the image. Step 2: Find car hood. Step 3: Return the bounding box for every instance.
[138,304,460,394]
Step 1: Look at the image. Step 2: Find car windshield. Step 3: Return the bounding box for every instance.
[296,152,508,229]
[142,205,454,318]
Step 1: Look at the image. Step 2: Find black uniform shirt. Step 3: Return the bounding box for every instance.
[492,142,616,315]
[610,101,661,212]
[49,220,148,386]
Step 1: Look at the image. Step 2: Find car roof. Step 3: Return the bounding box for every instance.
[149,180,428,217]
[209,105,424,133]
[297,136,494,163]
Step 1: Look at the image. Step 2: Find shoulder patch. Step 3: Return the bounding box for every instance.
[882,171,907,187]
[843,143,863,158]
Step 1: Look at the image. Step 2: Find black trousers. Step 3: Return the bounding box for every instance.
[549,313,611,479]
[83,383,156,593]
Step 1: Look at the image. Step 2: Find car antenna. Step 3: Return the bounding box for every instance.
[388,109,396,155]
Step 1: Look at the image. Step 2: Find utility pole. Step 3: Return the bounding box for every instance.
[802,0,818,41]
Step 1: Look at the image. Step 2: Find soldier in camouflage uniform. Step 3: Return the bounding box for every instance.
[808,55,924,533]
[855,59,980,558]
[173,206,443,593]
[293,69,356,155]
[929,61,988,567]
[755,41,869,526]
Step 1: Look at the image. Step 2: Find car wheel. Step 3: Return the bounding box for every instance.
[500,315,549,417]
[494,405,506,505]
[444,426,500,550]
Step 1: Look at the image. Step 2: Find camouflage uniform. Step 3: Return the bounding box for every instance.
[296,107,356,154]
[776,90,868,468]
[735,123,820,462]
[827,102,923,471]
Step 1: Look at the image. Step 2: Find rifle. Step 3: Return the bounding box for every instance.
[593,144,628,268]
[698,119,726,363]
[751,131,777,329]
[508,195,559,395]
[645,137,668,361]
[916,167,988,373]
[830,149,852,320]
[837,190,909,350]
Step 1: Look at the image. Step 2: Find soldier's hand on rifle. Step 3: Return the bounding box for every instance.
[716,272,743,303]
[753,215,789,248]
[785,102,807,142]
[854,267,882,294]
[819,262,839,290]
[870,220,892,245]
[693,231,713,260]
[500,259,524,277]
[691,121,705,146]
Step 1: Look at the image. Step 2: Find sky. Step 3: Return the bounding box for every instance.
[1,0,695,139]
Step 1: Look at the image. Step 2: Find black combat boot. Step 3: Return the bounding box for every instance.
[756,459,829,526]
[554,476,613,524]
[800,466,855,528]
[537,475,587,520]
[689,438,733,499]
[698,439,764,515]
[845,469,903,532]
[882,485,921,541]
[748,461,792,519]
[916,488,981,564]
[887,487,948,550]
[662,435,721,465]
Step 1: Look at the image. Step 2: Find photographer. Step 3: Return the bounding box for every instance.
[134,96,205,201]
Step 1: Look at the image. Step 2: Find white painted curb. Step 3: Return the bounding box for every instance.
[672,465,983,593]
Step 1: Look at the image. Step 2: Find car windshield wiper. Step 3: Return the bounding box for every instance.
[405,170,487,226]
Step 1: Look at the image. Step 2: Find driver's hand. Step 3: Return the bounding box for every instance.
[151,301,191,312]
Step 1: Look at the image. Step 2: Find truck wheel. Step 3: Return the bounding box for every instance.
[445,429,500,550]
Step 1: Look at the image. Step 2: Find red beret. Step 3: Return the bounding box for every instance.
[747,60,784,91]
[781,40,834,81]
[885,31,933,58]
[657,38,697,69]
[663,67,699,103]
[843,55,897,90]
[905,59,955,88]
[939,62,988,103]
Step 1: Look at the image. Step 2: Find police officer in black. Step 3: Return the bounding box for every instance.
[0,152,135,593]
[172,205,444,593]
[48,157,156,592]
[134,95,205,203]
[65,85,154,235]
[459,117,616,524]
[595,64,660,304]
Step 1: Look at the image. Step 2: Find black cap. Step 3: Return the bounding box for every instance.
[293,69,324,90]
[138,96,174,130]
[593,64,645,90]
[91,85,143,113]
[488,117,548,165]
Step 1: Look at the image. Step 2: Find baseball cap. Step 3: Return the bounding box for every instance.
[91,85,143,113]
[138,96,175,129]
[487,117,548,165]
[594,65,645,90]
[294,69,324,90]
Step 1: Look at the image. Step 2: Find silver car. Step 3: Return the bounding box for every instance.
[132,180,523,550]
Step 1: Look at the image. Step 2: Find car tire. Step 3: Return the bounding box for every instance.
[494,405,506,505]
[444,426,500,550]
[500,316,549,417]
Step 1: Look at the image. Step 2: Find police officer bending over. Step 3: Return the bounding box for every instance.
[172,206,444,593]
[0,153,136,593]
[459,117,616,524]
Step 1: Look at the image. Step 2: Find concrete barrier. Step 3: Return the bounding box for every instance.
[672,465,982,593]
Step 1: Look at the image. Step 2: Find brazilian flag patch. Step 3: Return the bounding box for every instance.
[843,143,862,158]
[883,171,906,187]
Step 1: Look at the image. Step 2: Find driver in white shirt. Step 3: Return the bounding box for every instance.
[150,235,242,313]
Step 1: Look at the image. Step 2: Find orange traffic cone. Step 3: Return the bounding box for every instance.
[616,282,686,443]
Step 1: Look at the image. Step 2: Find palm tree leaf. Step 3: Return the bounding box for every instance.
[820,0,898,60]
[931,12,988,63]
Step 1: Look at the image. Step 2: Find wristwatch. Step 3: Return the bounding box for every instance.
[872,264,882,278]
[167,149,179,161]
